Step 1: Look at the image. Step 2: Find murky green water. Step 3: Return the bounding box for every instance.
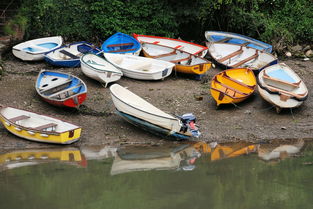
[0,140,312,209]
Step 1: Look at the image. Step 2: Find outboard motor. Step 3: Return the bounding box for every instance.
[180,113,201,137]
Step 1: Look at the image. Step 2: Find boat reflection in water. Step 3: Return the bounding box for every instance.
[257,139,305,161]
[110,144,200,175]
[0,139,307,173]
[192,139,305,162]
[81,145,117,160]
[0,147,86,172]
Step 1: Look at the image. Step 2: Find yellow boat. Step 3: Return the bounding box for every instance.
[210,68,256,106]
[174,56,211,75]
[0,106,81,144]
[141,42,211,75]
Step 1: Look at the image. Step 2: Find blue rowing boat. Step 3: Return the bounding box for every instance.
[205,31,272,53]
[101,32,141,55]
[44,41,101,67]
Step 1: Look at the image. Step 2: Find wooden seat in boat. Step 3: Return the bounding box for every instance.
[217,47,243,62]
[221,72,255,90]
[28,45,48,51]
[39,78,72,94]
[152,50,177,58]
[214,77,248,96]
[9,115,30,123]
[33,123,57,131]
[171,55,192,64]
[59,50,79,59]
[107,43,134,47]
[231,51,259,68]
[108,48,134,53]
[263,71,301,89]
[48,83,83,98]
[217,37,232,43]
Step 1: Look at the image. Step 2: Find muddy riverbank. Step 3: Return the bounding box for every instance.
[0,46,312,150]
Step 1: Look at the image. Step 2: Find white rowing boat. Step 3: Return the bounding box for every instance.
[257,63,308,112]
[103,53,174,80]
[109,84,200,139]
[12,36,63,61]
[207,42,277,72]
[0,106,81,144]
[80,53,123,87]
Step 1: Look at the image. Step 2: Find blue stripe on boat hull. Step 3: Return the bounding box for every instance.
[116,110,190,140]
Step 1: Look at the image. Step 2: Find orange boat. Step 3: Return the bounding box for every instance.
[210,68,256,106]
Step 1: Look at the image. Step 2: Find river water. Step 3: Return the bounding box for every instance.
[0,139,312,209]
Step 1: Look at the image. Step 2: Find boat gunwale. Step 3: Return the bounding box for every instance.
[133,33,208,55]
[204,31,272,52]
[13,36,63,55]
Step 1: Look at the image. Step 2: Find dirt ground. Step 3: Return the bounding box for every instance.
[0,47,312,150]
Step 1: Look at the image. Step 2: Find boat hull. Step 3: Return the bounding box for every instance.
[110,86,181,132]
[257,85,304,109]
[41,93,87,108]
[116,110,191,140]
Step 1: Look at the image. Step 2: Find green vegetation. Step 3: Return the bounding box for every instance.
[9,0,313,48]
[3,13,27,37]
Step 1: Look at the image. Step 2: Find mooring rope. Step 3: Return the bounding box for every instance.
[230,101,275,112]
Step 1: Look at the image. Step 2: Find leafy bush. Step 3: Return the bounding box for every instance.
[19,0,93,41]
[16,0,313,49]
[89,0,178,42]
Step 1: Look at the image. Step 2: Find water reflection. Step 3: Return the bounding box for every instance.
[0,139,308,172]
[0,140,312,209]
[0,147,86,172]
[257,139,305,161]
[111,144,200,175]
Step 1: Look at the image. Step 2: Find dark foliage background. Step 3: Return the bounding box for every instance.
[7,0,313,49]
